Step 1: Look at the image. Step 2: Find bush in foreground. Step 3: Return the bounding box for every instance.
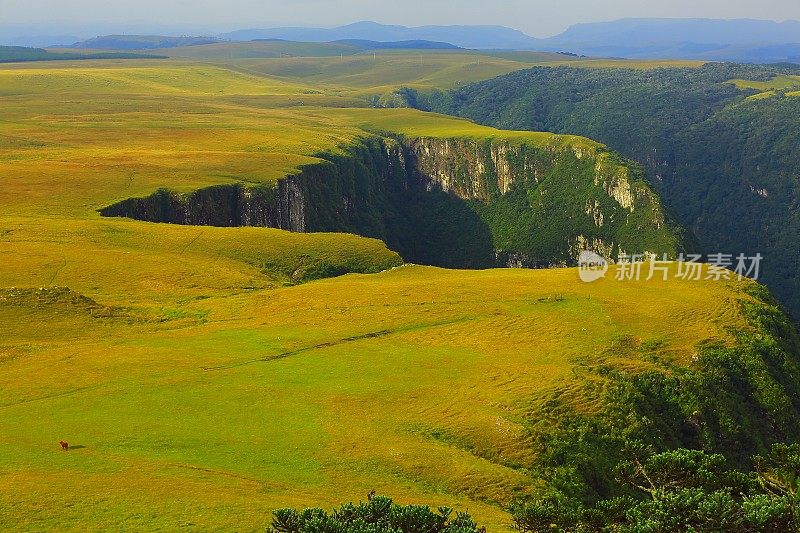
[267,494,483,533]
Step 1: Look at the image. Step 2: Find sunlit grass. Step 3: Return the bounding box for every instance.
[0,260,754,531]
[730,74,800,91]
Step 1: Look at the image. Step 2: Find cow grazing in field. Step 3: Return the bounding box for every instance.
[59,440,69,451]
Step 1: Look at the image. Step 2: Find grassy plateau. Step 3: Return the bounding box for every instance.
[0,51,780,531]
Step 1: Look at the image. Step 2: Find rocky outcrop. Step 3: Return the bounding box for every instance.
[99,178,306,231]
[100,134,686,268]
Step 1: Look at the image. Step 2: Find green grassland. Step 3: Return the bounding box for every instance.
[0,62,600,220]
[731,74,800,91]
[131,42,706,100]
[0,55,792,531]
[204,52,544,97]
[731,74,800,100]
[481,51,705,69]
[0,46,162,63]
[208,52,706,99]
[156,40,366,59]
[2,62,683,271]
[0,258,757,531]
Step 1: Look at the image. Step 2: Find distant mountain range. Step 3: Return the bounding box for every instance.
[539,18,800,62]
[12,18,800,63]
[217,19,800,62]
[220,21,535,50]
[67,34,461,52]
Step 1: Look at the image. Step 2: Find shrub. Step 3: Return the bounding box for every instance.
[267,494,483,533]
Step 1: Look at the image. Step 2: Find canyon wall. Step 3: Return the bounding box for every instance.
[100,135,687,268]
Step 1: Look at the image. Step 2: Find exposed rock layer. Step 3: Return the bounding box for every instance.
[100,135,686,268]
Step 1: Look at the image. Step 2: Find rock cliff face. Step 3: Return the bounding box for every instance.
[100,135,687,268]
[401,135,684,265]
[100,178,306,230]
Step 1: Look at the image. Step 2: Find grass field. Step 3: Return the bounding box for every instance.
[480,51,705,70]
[53,42,705,101]
[0,258,754,531]
[0,61,612,221]
[204,51,706,98]
[0,54,765,531]
[154,40,366,59]
[207,52,546,97]
[731,74,800,100]
[731,74,800,92]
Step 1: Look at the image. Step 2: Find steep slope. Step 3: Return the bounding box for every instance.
[0,61,684,276]
[0,60,691,275]
[420,62,800,318]
[99,111,688,268]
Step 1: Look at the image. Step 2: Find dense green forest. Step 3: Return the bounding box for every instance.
[412,63,800,320]
[512,444,800,532]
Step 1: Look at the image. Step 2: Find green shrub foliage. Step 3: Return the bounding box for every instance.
[512,444,800,532]
[267,495,483,533]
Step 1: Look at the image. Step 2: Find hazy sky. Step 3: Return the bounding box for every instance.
[3,0,800,37]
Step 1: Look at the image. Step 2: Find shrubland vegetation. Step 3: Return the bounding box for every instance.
[267,494,483,533]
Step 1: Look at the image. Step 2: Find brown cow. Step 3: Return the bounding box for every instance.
[59,440,69,451]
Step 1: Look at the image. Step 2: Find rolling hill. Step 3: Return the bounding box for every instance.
[68,35,462,53]
[224,18,800,62]
[7,17,800,61]
[70,34,222,49]
[0,60,686,269]
[0,45,162,62]
[164,47,583,97]
[220,21,539,50]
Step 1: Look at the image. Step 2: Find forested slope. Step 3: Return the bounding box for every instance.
[418,63,800,318]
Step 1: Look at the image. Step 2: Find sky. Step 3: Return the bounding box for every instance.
[2,0,800,37]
